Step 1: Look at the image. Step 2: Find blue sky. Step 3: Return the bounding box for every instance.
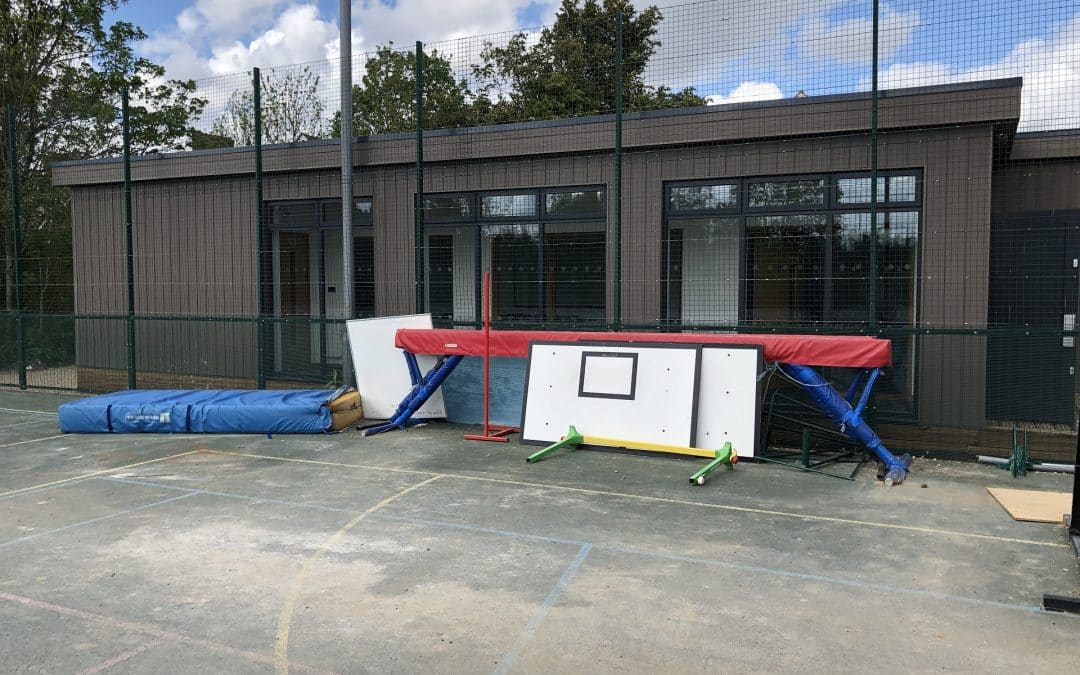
[105,0,1079,131]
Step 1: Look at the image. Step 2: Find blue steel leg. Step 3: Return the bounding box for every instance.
[361,354,464,436]
[404,350,423,386]
[780,363,911,485]
[844,369,867,405]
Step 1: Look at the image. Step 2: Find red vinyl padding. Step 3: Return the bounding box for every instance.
[395,329,891,368]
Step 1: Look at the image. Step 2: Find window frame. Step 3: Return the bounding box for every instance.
[665,179,741,218]
[744,174,830,212]
[422,192,477,225]
[541,186,608,221]
[266,198,374,230]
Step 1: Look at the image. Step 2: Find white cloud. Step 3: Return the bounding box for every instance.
[798,3,920,65]
[206,4,339,74]
[872,15,1080,131]
[184,0,292,37]
[706,82,785,105]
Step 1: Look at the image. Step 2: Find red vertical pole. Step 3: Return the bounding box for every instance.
[482,271,491,433]
[464,270,518,442]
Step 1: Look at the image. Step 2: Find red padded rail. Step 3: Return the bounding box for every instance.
[395,329,891,368]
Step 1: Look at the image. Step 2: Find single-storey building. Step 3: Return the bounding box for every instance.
[52,77,1080,458]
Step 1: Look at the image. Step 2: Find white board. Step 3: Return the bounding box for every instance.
[521,343,700,446]
[695,346,762,458]
[346,315,447,419]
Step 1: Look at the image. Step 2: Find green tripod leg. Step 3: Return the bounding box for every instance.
[689,443,736,485]
[526,425,584,463]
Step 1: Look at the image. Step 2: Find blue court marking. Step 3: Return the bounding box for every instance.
[493,544,593,675]
[0,492,199,548]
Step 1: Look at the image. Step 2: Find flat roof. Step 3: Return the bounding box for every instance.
[53,78,1024,187]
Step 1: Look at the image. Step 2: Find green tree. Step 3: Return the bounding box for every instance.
[332,44,474,136]
[472,0,705,123]
[212,66,327,146]
[1,0,205,313]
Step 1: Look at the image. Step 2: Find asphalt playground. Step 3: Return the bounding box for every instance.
[1,389,1078,673]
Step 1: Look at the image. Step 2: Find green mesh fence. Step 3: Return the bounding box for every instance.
[2,0,1079,462]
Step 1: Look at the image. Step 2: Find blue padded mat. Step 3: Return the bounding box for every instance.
[58,389,341,434]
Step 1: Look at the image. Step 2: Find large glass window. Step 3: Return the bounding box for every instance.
[424,187,606,327]
[544,221,606,322]
[663,172,921,417]
[663,217,740,325]
[266,197,376,379]
[744,215,828,324]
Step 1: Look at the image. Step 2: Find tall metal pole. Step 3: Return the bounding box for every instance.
[613,13,623,331]
[253,68,266,389]
[6,106,26,389]
[121,89,136,389]
[339,0,356,388]
[869,0,879,330]
[415,41,425,314]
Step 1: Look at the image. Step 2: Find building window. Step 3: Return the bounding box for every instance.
[663,172,921,418]
[424,186,606,327]
[668,183,738,212]
[747,178,827,209]
[480,192,537,219]
[265,197,377,377]
[424,194,474,223]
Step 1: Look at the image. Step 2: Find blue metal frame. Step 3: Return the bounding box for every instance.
[360,352,463,436]
[780,363,911,485]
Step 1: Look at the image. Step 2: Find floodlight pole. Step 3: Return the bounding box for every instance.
[339,0,355,388]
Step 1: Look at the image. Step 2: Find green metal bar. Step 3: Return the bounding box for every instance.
[121,89,136,389]
[414,41,425,314]
[868,0,879,330]
[689,443,735,485]
[612,12,623,330]
[253,68,266,389]
[755,454,859,481]
[801,428,811,468]
[5,106,26,389]
[526,425,583,463]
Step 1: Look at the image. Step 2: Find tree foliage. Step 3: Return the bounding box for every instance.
[0,0,205,312]
[336,1,702,134]
[333,44,474,136]
[471,0,705,123]
[213,67,327,146]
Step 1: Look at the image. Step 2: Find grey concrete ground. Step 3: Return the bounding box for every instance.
[0,389,1078,674]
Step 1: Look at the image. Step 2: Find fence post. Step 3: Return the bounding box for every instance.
[6,106,26,389]
[340,2,356,388]
[415,41,426,314]
[253,68,266,389]
[868,0,879,331]
[121,89,136,389]
[613,12,623,331]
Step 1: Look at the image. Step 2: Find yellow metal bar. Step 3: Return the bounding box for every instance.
[580,436,716,459]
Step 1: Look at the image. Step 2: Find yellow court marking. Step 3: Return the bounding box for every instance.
[0,449,205,499]
[207,450,1065,550]
[274,475,444,675]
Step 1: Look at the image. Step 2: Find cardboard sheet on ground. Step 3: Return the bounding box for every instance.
[346,315,446,420]
[986,487,1071,523]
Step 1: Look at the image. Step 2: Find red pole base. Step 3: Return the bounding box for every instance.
[464,426,519,443]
